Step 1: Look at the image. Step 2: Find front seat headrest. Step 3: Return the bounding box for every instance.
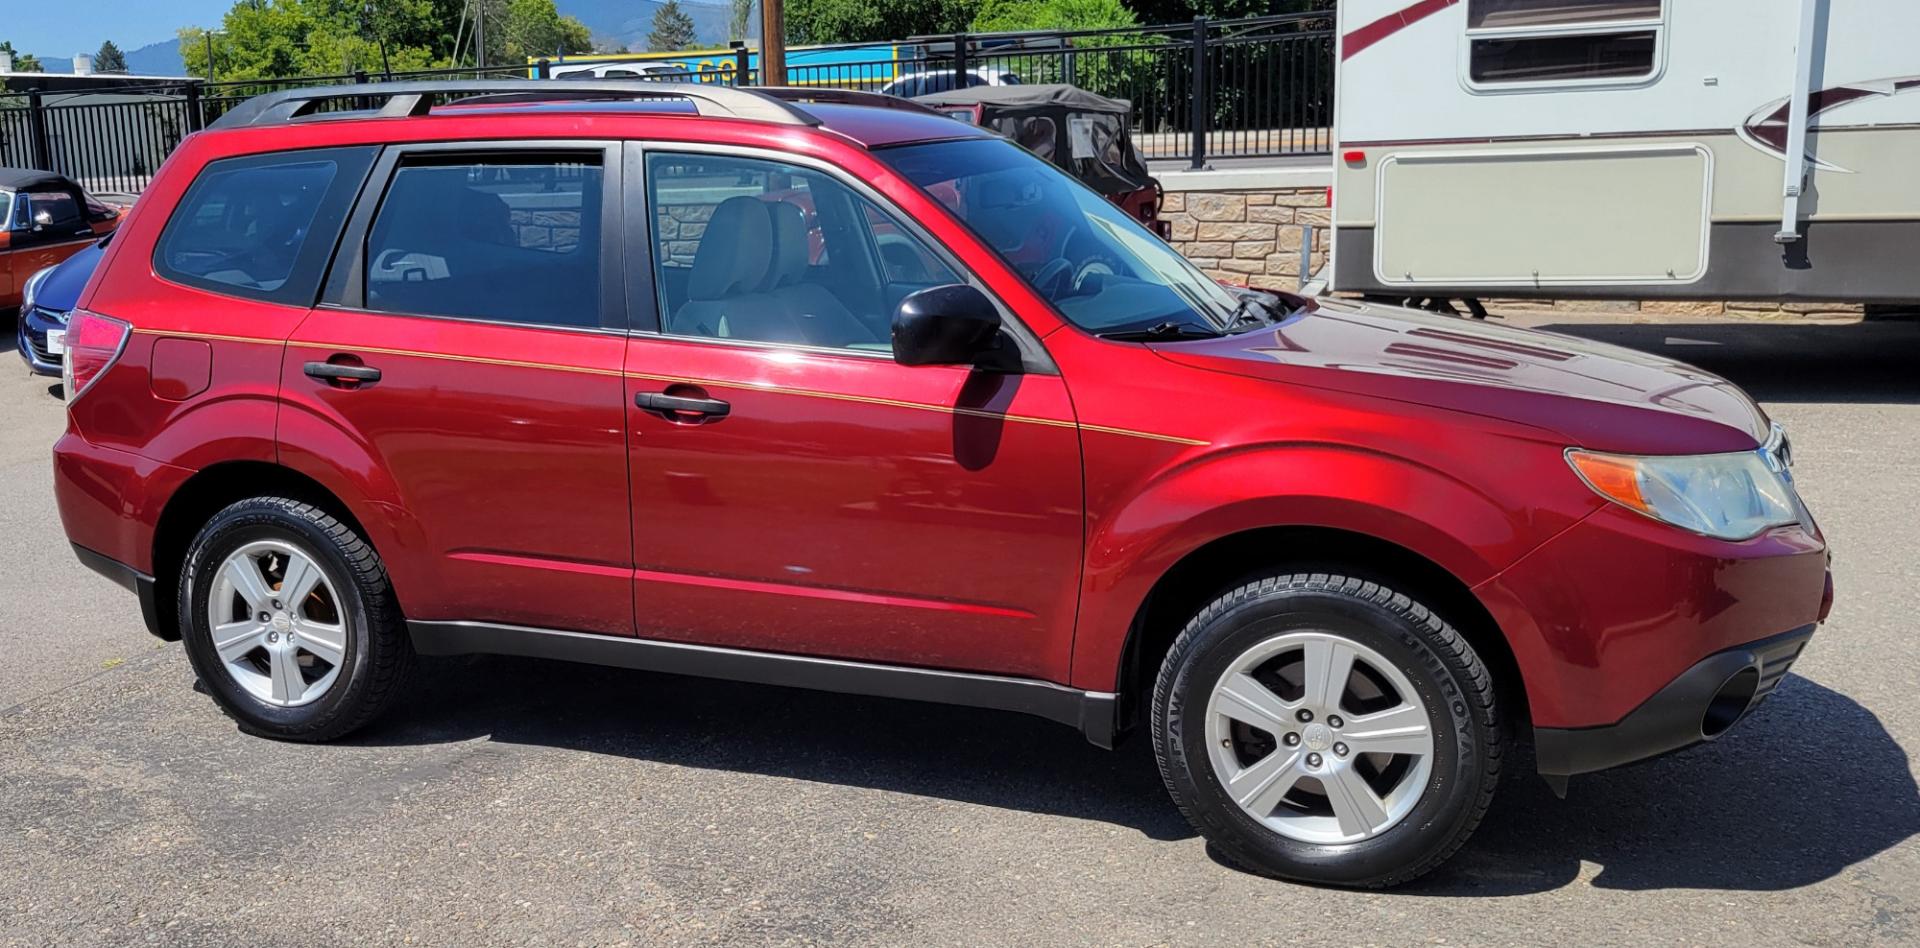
[688,196,772,301]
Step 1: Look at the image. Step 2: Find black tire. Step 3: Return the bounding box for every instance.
[177,496,413,742]
[1152,573,1502,888]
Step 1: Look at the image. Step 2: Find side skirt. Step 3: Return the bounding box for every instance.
[409,620,1120,748]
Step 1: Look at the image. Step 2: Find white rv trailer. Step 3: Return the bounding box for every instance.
[1328,0,1920,307]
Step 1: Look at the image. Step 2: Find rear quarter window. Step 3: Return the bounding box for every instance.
[154,146,376,305]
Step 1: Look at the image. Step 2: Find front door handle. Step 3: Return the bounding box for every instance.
[635,391,730,420]
[303,360,382,384]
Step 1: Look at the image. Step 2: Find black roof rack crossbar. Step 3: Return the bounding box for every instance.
[208,80,823,130]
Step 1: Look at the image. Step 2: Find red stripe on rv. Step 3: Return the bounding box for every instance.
[1342,0,1461,60]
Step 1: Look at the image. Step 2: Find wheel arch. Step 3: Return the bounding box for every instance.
[149,461,385,640]
[1110,525,1529,744]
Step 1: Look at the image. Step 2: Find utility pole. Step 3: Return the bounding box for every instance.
[474,0,487,69]
[759,0,786,86]
[204,31,215,83]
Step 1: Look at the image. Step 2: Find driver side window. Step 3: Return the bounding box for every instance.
[646,152,958,352]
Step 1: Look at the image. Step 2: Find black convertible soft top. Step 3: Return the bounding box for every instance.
[912,83,1135,116]
[912,84,1157,199]
[0,168,71,191]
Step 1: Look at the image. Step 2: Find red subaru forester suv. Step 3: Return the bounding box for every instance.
[55,82,1832,887]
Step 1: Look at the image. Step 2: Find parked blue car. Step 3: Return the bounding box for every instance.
[17,236,105,376]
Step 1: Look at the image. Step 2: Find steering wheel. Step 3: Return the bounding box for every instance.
[1031,258,1073,300]
[1071,259,1117,293]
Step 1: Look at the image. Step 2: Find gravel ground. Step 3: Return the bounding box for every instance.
[0,313,1915,947]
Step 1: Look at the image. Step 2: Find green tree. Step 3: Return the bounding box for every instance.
[181,0,447,80]
[501,0,594,61]
[730,0,754,42]
[1126,0,1335,27]
[784,0,977,45]
[648,0,698,52]
[176,0,586,79]
[0,41,45,73]
[972,0,1135,33]
[94,40,130,74]
[972,0,1145,95]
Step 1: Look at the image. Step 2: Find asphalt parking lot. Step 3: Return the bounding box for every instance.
[1,312,1916,946]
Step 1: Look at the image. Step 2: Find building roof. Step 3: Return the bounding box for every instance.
[0,72,198,94]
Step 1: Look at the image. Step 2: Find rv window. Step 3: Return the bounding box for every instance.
[1469,30,1656,83]
[1468,0,1660,29]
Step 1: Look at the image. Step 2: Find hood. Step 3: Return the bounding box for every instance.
[32,239,106,313]
[1154,297,1770,455]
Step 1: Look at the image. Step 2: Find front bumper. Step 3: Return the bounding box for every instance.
[1474,502,1829,730]
[1534,624,1814,775]
[17,304,68,376]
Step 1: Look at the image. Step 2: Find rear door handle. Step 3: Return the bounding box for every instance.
[303,361,382,383]
[635,391,730,420]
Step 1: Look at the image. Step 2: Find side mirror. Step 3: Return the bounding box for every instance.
[891,284,1004,368]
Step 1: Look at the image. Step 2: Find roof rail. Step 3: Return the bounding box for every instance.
[207,80,822,130]
[748,87,942,117]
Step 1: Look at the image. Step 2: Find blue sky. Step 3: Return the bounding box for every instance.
[4,0,235,56]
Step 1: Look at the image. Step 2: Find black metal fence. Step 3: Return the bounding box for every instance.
[0,13,1331,195]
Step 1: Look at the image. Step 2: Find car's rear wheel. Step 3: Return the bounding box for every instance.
[1152,573,1502,887]
[178,497,413,741]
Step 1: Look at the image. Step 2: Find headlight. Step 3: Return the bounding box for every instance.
[1567,431,1801,541]
[20,265,53,311]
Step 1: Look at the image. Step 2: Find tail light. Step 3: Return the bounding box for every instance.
[61,309,131,403]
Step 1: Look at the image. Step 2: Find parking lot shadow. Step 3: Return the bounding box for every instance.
[356,658,1913,891]
[1409,673,1919,895]
[1528,317,1920,405]
[360,654,1198,842]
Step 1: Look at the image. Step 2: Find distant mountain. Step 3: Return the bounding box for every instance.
[126,40,188,77]
[559,0,746,53]
[34,39,188,78]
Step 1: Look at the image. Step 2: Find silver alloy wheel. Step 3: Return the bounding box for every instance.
[1204,630,1435,844]
[206,539,348,708]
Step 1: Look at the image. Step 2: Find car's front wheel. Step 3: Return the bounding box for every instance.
[1152,573,1503,887]
[178,497,413,741]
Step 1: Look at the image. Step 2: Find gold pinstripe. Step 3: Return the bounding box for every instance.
[128,329,1206,446]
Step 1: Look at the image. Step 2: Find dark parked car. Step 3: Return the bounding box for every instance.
[913,84,1166,232]
[17,237,106,375]
[56,81,1830,888]
[0,168,122,312]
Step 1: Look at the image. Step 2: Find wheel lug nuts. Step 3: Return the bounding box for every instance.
[271,600,282,610]
[1306,753,1323,768]
[1328,715,1344,728]
[1333,742,1349,757]
[257,612,270,622]
[1220,738,1231,747]
[1295,709,1313,723]
[1283,732,1300,747]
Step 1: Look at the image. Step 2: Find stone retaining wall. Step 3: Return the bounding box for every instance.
[1159,189,1330,293]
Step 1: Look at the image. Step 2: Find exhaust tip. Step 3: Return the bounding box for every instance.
[1701,666,1761,739]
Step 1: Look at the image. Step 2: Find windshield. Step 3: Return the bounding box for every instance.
[877,138,1240,335]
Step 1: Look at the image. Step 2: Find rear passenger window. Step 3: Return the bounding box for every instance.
[647,152,958,352]
[156,147,374,305]
[364,156,604,329]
